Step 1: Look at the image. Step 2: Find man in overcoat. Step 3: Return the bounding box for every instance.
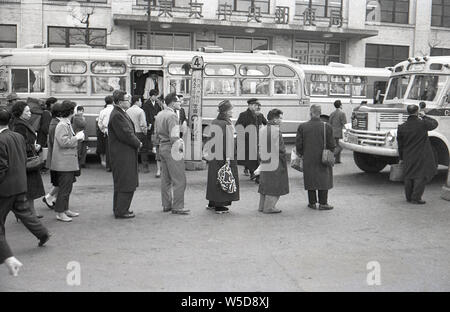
[328,100,347,164]
[108,91,142,219]
[397,104,438,204]
[296,105,336,210]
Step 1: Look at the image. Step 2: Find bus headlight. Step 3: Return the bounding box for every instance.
[385,131,396,147]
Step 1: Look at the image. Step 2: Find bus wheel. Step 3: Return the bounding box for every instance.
[353,152,387,173]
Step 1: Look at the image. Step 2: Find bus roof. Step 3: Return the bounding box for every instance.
[392,55,450,75]
[299,63,391,77]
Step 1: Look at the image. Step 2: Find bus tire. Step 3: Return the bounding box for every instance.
[353,152,387,173]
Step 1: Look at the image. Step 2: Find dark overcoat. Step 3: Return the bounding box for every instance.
[206,118,240,203]
[37,110,52,147]
[235,108,259,171]
[12,118,45,200]
[0,129,27,197]
[142,99,164,151]
[296,117,335,190]
[108,106,142,193]
[258,124,289,196]
[397,115,438,181]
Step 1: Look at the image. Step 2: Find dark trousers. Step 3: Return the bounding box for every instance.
[404,177,426,201]
[105,135,111,170]
[1,193,48,263]
[54,171,75,213]
[308,190,328,205]
[78,141,88,166]
[113,191,134,217]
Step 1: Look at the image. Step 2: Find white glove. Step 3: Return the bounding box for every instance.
[5,257,23,277]
[75,131,85,141]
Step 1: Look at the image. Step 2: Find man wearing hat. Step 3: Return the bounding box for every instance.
[235,98,263,183]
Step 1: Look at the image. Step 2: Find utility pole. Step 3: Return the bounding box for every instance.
[147,0,152,49]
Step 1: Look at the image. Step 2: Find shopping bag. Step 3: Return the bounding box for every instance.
[290,149,303,172]
[217,161,237,194]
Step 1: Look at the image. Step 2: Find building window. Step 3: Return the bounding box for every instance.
[293,41,341,64]
[136,32,191,50]
[432,0,450,27]
[217,35,268,52]
[365,44,409,68]
[430,47,450,56]
[379,0,409,24]
[48,26,107,48]
[0,25,17,48]
[136,0,198,7]
[218,0,270,14]
[295,0,342,17]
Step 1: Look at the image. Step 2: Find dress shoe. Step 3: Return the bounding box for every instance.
[56,213,72,222]
[206,205,215,211]
[318,204,334,210]
[42,197,55,209]
[214,207,229,214]
[263,209,282,214]
[172,209,190,215]
[411,199,426,205]
[38,232,52,247]
[115,213,135,219]
[308,203,317,210]
[163,207,172,212]
[65,210,79,217]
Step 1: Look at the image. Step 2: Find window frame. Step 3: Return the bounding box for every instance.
[49,60,88,75]
[0,24,17,48]
[204,64,236,76]
[365,44,409,68]
[47,26,107,48]
[218,0,271,14]
[380,0,410,24]
[10,67,46,94]
[239,64,270,77]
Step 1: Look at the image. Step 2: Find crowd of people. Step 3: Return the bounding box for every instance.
[0,86,439,277]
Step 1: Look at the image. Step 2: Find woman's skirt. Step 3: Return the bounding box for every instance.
[26,170,45,200]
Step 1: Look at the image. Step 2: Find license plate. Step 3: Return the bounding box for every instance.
[348,134,358,144]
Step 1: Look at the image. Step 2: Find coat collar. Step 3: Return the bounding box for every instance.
[13,117,35,133]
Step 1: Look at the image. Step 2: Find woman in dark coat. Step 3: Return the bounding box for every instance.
[206,100,240,214]
[11,101,45,218]
[296,104,336,210]
[258,109,289,214]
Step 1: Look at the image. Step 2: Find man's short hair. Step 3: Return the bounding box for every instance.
[131,95,141,105]
[310,104,321,117]
[60,100,76,118]
[165,92,178,106]
[51,103,62,118]
[407,104,419,115]
[105,95,114,105]
[113,90,126,104]
[11,101,28,118]
[334,100,342,108]
[0,108,11,126]
[149,89,159,97]
[267,109,283,121]
[76,106,84,112]
[45,97,58,110]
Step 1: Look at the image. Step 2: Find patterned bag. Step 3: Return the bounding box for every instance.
[321,123,335,167]
[217,161,237,194]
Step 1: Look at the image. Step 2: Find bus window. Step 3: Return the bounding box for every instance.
[204,64,235,76]
[92,77,126,94]
[310,74,328,96]
[274,80,298,95]
[11,68,45,93]
[407,75,442,101]
[386,75,410,100]
[168,63,192,76]
[50,61,87,74]
[239,65,270,77]
[169,78,191,95]
[91,61,126,75]
[352,76,367,97]
[50,76,87,94]
[330,75,350,96]
[273,65,295,77]
[205,78,236,95]
[0,67,7,93]
[373,81,387,104]
[240,78,270,96]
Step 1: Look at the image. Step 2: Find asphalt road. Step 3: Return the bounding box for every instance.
[1,149,449,291]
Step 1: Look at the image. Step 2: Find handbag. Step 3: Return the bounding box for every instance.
[321,123,335,167]
[26,155,43,172]
[217,161,237,194]
[290,149,303,172]
[389,163,404,182]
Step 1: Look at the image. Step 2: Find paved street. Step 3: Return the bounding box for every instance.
[0,148,449,291]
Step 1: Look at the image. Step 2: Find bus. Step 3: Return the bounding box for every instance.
[299,63,391,119]
[0,46,310,152]
[340,55,450,173]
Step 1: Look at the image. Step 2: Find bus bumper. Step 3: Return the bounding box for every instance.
[340,140,399,157]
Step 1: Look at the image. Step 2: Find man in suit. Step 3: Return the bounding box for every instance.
[328,100,347,164]
[296,105,336,210]
[154,93,189,215]
[0,109,50,276]
[108,90,142,219]
[397,104,438,204]
[143,89,164,177]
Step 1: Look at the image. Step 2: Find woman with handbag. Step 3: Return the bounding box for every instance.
[11,101,45,218]
[295,104,336,210]
[205,100,240,214]
[257,109,289,214]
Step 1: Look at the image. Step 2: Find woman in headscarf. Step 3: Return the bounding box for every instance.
[205,100,240,214]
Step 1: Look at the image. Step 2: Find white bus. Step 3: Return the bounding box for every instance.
[0,46,310,152]
[299,63,391,119]
[340,56,450,173]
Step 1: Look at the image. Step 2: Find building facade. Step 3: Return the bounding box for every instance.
[1,0,450,67]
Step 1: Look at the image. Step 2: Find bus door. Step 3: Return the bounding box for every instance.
[131,69,164,101]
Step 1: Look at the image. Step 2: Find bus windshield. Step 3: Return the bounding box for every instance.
[407,74,444,101]
[385,75,411,101]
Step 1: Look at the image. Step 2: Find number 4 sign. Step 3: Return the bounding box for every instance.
[191,56,205,70]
